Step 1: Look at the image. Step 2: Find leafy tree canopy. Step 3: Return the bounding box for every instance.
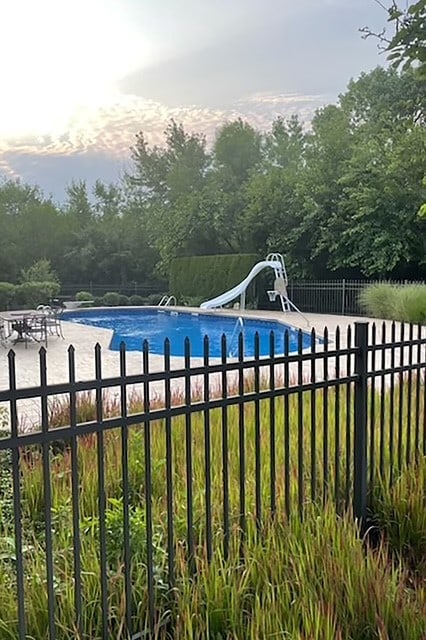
[361,1,426,79]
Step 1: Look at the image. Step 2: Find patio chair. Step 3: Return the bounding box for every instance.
[25,314,48,347]
[0,320,8,348]
[37,305,64,338]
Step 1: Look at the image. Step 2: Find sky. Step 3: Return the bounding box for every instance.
[0,0,388,200]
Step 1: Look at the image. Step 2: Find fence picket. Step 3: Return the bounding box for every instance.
[0,319,424,638]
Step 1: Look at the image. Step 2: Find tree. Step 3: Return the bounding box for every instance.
[361,1,426,79]
[0,178,70,282]
[127,120,211,267]
[64,180,93,223]
[20,259,59,283]
[214,119,262,184]
[296,67,426,277]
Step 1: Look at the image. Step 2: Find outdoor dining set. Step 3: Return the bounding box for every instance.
[0,305,64,348]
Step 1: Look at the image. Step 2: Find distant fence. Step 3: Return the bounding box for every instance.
[60,281,168,298]
[60,279,425,313]
[287,279,425,316]
[0,322,425,637]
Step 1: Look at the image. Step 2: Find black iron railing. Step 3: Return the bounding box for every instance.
[0,322,425,639]
[287,279,425,315]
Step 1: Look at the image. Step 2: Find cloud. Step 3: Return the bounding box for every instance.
[0,90,330,199]
[1,91,329,156]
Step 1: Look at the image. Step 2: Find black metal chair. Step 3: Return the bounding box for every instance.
[37,305,64,338]
[24,315,48,347]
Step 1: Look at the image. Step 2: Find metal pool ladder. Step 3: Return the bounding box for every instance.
[158,295,177,306]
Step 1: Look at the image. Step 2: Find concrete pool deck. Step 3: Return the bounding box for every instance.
[0,307,424,432]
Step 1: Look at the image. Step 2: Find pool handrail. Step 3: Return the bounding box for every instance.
[158,295,177,307]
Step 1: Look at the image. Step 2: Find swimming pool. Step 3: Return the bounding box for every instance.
[64,308,313,357]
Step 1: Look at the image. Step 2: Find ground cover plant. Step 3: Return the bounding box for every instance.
[0,376,424,638]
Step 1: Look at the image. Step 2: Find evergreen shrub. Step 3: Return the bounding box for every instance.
[170,254,259,300]
[102,292,121,306]
[75,291,93,301]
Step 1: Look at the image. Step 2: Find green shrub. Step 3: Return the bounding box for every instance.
[0,283,16,310]
[102,291,121,306]
[180,295,204,307]
[359,283,398,319]
[170,254,259,300]
[360,283,426,322]
[75,291,93,301]
[396,285,426,323]
[118,294,129,306]
[129,294,144,306]
[146,293,165,305]
[14,281,60,309]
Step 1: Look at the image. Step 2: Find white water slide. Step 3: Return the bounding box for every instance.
[200,253,308,321]
[200,260,279,309]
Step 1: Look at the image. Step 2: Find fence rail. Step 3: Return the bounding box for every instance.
[59,281,168,298]
[60,278,425,314]
[287,278,425,315]
[0,322,425,638]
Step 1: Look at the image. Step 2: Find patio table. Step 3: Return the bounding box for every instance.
[0,310,48,346]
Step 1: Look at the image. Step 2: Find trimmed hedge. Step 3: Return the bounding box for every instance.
[170,254,260,300]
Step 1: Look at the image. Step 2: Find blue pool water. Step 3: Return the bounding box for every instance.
[64,308,313,357]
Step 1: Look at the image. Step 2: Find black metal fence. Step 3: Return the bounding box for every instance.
[60,278,425,315]
[0,322,425,639]
[60,281,168,299]
[286,279,425,315]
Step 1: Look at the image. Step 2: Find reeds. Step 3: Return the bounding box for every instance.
[0,379,424,639]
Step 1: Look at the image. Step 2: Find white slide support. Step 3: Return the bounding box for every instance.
[200,260,282,310]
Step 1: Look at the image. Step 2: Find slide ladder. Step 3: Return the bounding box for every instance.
[264,253,290,312]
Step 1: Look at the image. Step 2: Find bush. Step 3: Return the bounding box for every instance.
[129,295,144,306]
[180,295,204,307]
[118,294,129,306]
[75,291,93,301]
[396,285,426,323]
[146,293,165,305]
[102,291,121,306]
[170,254,259,301]
[360,283,426,322]
[14,281,60,309]
[0,283,16,310]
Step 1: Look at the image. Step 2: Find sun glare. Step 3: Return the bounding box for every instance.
[0,0,155,138]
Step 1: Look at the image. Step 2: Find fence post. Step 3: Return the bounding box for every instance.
[354,322,368,524]
[341,279,346,315]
